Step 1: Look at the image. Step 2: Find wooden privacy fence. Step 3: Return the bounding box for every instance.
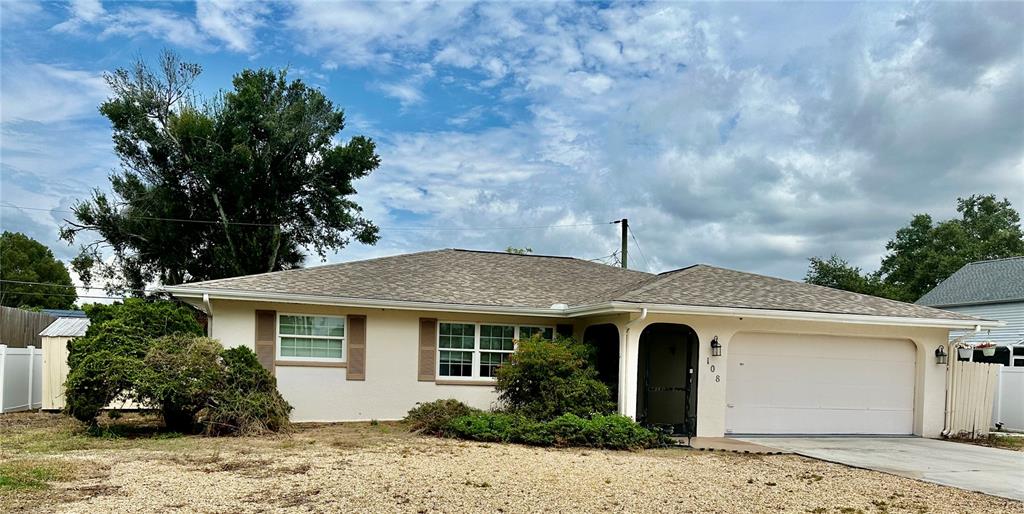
[946,358,999,438]
[0,344,43,413]
[0,306,57,349]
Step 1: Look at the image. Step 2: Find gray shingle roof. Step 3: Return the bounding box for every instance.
[172,249,650,309]
[613,265,974,320]
[169,248,979,322]
[916,256,1024,307]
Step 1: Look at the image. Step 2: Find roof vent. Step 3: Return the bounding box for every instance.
[550,303,569,310]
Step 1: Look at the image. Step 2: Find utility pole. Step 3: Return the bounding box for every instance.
[615,218,628,269]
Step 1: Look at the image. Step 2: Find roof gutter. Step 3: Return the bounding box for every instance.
[563,302,1004,330]
[162,288,1001,330]
[161,286,573,318]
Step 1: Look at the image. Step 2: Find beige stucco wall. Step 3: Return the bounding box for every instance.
[580,312,950,438]
[210,299,563,422]
[210,300,950,436]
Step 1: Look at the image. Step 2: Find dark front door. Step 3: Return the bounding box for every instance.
[637,324,698,436]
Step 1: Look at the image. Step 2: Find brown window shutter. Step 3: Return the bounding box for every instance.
[346,315,366,381]
[418,318,437,381]
[255,310,277,375]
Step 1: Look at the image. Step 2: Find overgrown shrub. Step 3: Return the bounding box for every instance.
[64,299,203,424]
[495,334,615,420]
[443,412,666,450]
[199,346,292,436]
[405,399,480,435]
[135,335,223,432]
[64,299,290,435]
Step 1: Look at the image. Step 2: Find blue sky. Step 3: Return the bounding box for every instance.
[1,1,1022,288]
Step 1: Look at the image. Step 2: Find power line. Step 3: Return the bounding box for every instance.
[1,203,280,227]
[378,222,615,232]
[626,224,653,272]
[0,291,127,300]
[584,251,619,265]
[2,203,616,232]
[0,279,150,294]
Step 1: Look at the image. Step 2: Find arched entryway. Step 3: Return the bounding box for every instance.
[583,323,620,401]
[637,323,699,436]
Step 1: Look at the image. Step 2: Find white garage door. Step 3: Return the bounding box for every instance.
[725,333,916,435]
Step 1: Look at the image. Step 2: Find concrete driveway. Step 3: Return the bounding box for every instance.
[738,437,1024,501]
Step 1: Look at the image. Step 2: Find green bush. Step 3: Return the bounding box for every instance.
[405,399,480,435]
[443,412,666,450]
[495,334,615,421]
[135,335,223,432]
[199,346,292,436]
[63,299,290,435]
[64,299,203,424]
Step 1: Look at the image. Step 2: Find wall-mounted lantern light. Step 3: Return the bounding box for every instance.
[710,336,722,357]
[935,345,948,365]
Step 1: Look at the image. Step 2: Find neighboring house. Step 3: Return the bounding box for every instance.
[917,256,1024,366]
[917,256,1024,431]
[164,249,995,438]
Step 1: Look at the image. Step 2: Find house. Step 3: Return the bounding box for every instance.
[164,249,996,438]
[917,256,1024,431]
[917,256,1024,364]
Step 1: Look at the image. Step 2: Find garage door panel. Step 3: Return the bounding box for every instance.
[726,333,916,435]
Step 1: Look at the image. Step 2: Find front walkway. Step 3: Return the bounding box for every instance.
[738,436,1024,501]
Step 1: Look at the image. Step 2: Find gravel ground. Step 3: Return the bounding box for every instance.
[1,414,1021,513]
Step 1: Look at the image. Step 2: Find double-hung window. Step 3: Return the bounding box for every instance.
[278,314,345,362]
[437,322,554,380]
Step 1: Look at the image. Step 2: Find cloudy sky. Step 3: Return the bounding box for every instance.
[2,1,1022,285]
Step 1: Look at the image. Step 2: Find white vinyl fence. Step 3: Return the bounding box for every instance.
[993,367,1024,432]
[0,344,43,413]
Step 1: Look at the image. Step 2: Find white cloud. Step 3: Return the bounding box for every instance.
[70,0,104,22]
[6,1,1022,280]
[292,2,1023,278]
[196,0,267,53]
[51,0,268,53]
[0,62,107,124]
[284,0,472,66]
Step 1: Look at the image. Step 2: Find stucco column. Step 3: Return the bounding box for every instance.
[617,323,628,416]
[915,333,950,438]
[620,324,643,419]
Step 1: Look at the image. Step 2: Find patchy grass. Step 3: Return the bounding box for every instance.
[0,411,1019,513]
[0,460,76,491]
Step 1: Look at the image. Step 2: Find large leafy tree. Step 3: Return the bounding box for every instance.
[0,231,77,309]
[61,52,380,294]
[879,195,1024,301]
[806,195,1024,302]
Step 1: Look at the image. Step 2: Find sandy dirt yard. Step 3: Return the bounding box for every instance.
[1,412,1020,513]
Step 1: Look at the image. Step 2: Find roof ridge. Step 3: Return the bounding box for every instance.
[450,248,655,276]
[967,255,1024,265]
[173,248,452,288]
[622,263,968,318]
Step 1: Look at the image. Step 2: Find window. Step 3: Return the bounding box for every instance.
[479,325,515,377]
[437,322,555,380]
[439,323,475,377]
[1014,346,1024,367]
[278,314,345,361]
[518,326,554,340]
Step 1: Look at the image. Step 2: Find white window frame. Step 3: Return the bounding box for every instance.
[276,312,346,363]
[436,322,555,381]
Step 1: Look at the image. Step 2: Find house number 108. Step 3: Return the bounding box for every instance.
[706,358,721,382]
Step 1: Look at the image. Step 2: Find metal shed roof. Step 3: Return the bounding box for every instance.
[39,317,90,337]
